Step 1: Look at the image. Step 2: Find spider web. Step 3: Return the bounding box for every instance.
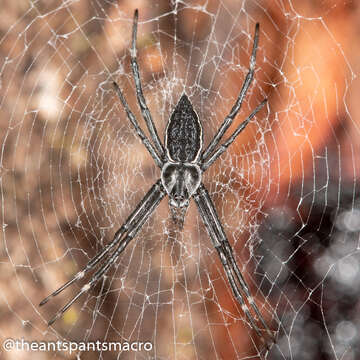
[1,0,359,359]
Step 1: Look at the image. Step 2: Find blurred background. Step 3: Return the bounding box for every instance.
[1,0,360,359]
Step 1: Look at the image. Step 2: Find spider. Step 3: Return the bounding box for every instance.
[40,9,275,347]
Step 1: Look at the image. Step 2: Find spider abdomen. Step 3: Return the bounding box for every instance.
[165,94,203,162]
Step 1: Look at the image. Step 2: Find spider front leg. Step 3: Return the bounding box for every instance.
[40,180,166,325]
[193,183,275,347]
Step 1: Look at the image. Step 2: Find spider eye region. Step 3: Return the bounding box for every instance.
[165,94,203,162]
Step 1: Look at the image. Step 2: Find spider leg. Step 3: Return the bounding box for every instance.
[40,180,166,325]
[47,234,132,326]
[113,81,163,168]
[39,226,126,306]
[219,242,276,342]
[201,99,267,171]
[193,183,275,346]
[39,179,164,306]
[130,9,165,157]
[201,23,260,162]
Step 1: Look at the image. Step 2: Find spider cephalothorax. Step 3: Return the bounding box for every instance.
[40,9,275,349]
